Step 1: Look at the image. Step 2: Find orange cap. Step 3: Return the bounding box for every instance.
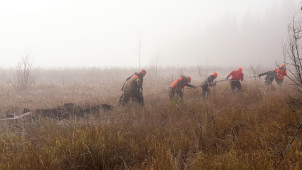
[187,76,191,82]
[281,64,285,68]
[213,72,218,77]
[274,68,278,72]
[238,67,242,71]
[140,69,146,76]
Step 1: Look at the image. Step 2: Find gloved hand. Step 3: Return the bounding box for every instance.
[226,77,229,80]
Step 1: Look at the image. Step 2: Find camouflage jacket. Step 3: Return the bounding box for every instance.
[202,75,216,87]
[121,73,144,94]
[259,70,277,81]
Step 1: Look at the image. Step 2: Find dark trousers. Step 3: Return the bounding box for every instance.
[230,80,242,91]
[201,84,210,98]
[264,79,274,85]
[119,92,144,106]
[275,78,283,85]
[169,88,183,103]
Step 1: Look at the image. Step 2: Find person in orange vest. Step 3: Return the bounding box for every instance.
[275,64,287,85]
[169,76,196,102]
[226,67,244,91]
[201,72,218,98]
[119,69,146,106]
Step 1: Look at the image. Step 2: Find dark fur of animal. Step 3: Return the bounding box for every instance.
[35,103,87,119]
[34,103,113,119]
[3,103,113,120]
[101,104,113,112]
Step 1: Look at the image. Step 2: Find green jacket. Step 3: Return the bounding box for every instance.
[122,74,143,95]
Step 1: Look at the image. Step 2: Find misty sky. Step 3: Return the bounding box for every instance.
[0,0,300,68]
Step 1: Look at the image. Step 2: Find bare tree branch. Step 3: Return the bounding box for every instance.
[275,123,302,167]
[14,51,33,92]
[276,14,302,168]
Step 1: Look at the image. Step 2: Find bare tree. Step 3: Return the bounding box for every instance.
[197,64,209,80]
[249,65,261,80]
[275,13,302,167]
[284,15,302,90]
[15,52,33,92]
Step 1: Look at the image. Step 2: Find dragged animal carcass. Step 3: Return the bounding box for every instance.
[35,103,84,119]
[1,103,113,121]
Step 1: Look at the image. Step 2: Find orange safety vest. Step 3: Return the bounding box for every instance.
[132,75,139,79]
[276,68,287,80]
[170,76,189,89]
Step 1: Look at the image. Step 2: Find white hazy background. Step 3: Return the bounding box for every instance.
[0,0,300,68]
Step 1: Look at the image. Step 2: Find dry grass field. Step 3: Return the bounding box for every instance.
[0,67,301,169]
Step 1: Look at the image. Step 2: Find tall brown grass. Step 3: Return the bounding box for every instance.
[0,67,301,169]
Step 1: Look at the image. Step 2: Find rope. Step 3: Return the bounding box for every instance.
[144,90,169,97]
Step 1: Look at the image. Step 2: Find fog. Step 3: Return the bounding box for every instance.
[0,0,300,68]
